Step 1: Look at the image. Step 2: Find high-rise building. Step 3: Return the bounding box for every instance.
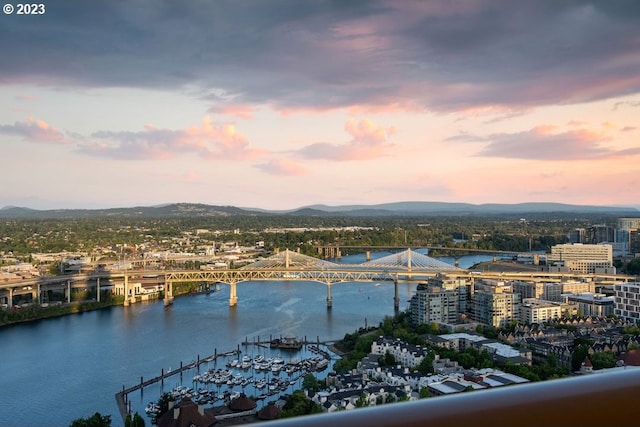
[408,275,471,325]
[618,218,640,231]
[471,292,520,328]
[568,228,586,244]
[588,225,614,244]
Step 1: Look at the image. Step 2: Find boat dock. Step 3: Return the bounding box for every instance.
[114,348,241,421]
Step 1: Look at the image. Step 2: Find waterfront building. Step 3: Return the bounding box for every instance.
[549,243,613,274]
[614,283,640,322]
[519,299,563,324]
[408,275,471,325]
[564,293,614,318]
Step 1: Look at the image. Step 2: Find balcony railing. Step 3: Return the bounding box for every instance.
[260,368,640,427]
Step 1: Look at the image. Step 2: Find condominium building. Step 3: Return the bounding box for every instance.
[471,292,520,328]
[519,299,563,324]
[564,293,614,317]
[512,281,545,300]
[549,243,613,274]
[614,283,640,322]
[408,275,471,325]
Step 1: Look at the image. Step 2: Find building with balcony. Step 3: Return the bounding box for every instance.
[519,299,563,324]
[614,282,640,322]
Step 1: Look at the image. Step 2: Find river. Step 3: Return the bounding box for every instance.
[0,253,498,427]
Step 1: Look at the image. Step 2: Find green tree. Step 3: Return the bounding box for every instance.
[355,393,369,408]
[419,387,431,398]
[124,413,145,427]
[302,373,320,392]
[69,412,111,427]
[571,345,590,371]
[589,351,617,370]
[280,390,323,418]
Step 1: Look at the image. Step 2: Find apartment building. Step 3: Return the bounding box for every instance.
[614,283,640,322]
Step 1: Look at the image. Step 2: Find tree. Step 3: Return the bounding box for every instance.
[302,373,320,392]
[124,413,145,427]
[419,387,431,398]
[571,345,589,371]
[589,351,617,370]
[69,412,111,427]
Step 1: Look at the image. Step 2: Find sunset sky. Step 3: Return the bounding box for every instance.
[1,0,639,210]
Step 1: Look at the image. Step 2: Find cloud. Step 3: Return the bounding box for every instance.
[297,118,395,161]
[255,158,308,176]
[474,125,640,160]
[208,104,255,120]
[3,1,640,112]
[621,126,637,132]
[0,117,70,144]
[79,117,266,160]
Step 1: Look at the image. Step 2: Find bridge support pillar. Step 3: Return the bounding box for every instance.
[229,282,238,307]
[454,258,460,267]
[67,280,71,304]
[164,281,174,306]
[96,278,100,303]
[326,283,332,309]
[7,287,12,308]
[394,279,399,312]
[123,274,129,306]
[365,251,371,261]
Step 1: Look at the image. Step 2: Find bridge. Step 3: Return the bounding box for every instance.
[315,244,530,261]
[1,249,636,310]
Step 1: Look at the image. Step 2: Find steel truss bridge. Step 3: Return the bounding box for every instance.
[1,249,636,310]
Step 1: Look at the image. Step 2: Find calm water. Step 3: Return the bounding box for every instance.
[0,254,493,427]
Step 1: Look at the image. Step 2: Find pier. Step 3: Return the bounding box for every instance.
[114,348,241,421]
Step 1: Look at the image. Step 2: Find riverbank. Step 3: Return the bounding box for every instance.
[0,297,124,327]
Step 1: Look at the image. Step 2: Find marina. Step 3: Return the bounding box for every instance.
[118,340,335,424]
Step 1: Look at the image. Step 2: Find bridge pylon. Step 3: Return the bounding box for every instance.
[229,281,238,307]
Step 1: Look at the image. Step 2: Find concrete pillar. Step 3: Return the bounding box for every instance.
[326,282,332,308]
[454,258,460,267]
[123,274,129,306]
[67,280,71,304]
[37,283,41,305]
[336,248,342,259]
[394,279,399,312]
[366,251,371,261]
[493,255,497,263]
[164,281,174,306]
[229,281,238,306]
[7,288,13,308]
[96,278,100,302]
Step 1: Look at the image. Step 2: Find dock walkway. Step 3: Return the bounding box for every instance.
[114,348,240,421]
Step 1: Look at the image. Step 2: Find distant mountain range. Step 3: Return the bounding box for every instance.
[0,201,638,218]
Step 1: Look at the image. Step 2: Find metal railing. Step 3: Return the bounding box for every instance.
[260,368,640,427]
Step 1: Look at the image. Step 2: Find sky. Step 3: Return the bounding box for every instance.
[1,0,639,210]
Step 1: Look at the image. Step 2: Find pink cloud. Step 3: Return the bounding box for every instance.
[0,117,69,144]
[255,158,307,176]
[297,118,396,161]
[80,117,267,161]
[455,124,640,160]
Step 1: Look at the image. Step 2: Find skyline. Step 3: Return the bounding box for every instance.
[1,1,640,210]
